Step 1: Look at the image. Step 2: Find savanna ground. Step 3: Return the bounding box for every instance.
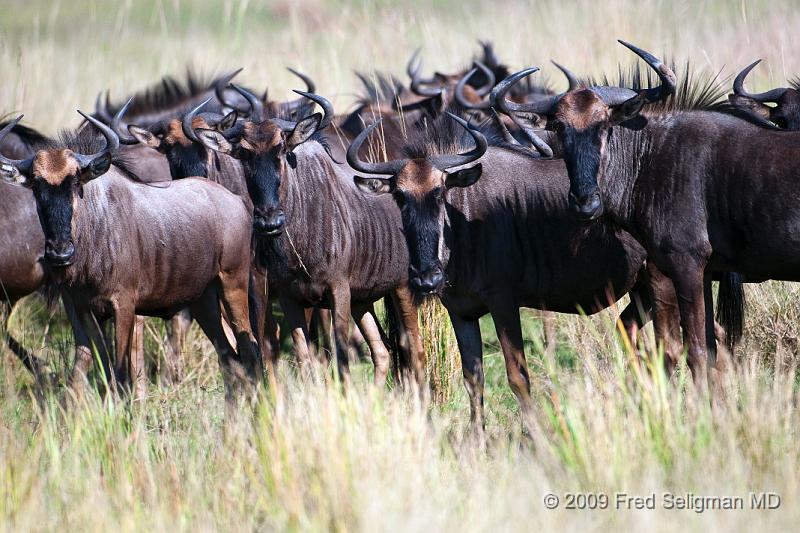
[2,0,800,530]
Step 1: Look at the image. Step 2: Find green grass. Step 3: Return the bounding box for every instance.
[3,0,800,530]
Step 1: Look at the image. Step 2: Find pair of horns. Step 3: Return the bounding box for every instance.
[0,112,118,177]
[347,112,487,176]
[493,41,676,117]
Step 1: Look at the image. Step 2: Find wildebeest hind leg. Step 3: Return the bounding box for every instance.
[487,297,533,421]
[450,313,485,431]
[191,286,241,401]
[329,284,353,385]
[390,286,426,388]
[218,272,263,395]
[112,302,145,400]
[163,309,191,383]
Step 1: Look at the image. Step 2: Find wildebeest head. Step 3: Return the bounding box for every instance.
[0,113,118,266]
[194,86,331,236]
[729,60,800,131]
[123,97,237,179]
[494,41,676,221]
[348,113,487,295]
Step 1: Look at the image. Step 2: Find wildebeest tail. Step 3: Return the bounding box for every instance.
[716,272,745,350]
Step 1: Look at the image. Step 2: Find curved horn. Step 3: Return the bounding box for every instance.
[733,59,789,102]
[617,40,676,103]
[408,50,443,97]
[0,115,34,176]
[428,112,487,170]
[231,83,263,122]
[347,120,409,175]
[292,90,334,130]
[455,68,490,110]
[182,97,213,143]
[287,67,315,93]
[473,60,496,97]
[94,91,113,124]
[551,60,579,91]
[507,113,553,158]
[490,68,559,116]
[111,97,137,145]
[74,110,120,168]
[213,68,247,112]
[489,108,520,146]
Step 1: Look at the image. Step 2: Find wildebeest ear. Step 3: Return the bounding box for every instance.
[445,163,482,189]
[219,111,238,131]
[610,94,646,126]
[0,164,30,187]
[195,129,233,155]
[84,153,112,182]
[354,176,394,195]
[128,125,162,150]
[287,113,322,150]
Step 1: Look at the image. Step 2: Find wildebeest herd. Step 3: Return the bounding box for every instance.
[1,39,797,426]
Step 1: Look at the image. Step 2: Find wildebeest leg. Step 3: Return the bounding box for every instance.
[113,302,145,399]
[619,268,653,349]
[540,311,557,359]
[218,271,262,394]
[391,286,425,387]
[352,304,390,386]
[190,288,239,401]
[449,313,484,429]
[668,255,709,394]
[329,284,353,384]
[250,268,277,375]
[163,309,191,383]
[1,299,50,380]
[703,272,725,398]
[263,296,281,368]
[280,295,314,378]
[67,304,112,396]
[487,297,533,419]
[646,262,682,377]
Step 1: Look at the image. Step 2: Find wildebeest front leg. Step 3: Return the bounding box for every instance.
[487,297,533,419]
[329,284,353,384]
[113,302,145,399]
[667,254,710,394]
[449,313,485,429]
[644,262,682,376]
[352,304,390,387]
[392,286,426,388]
[64,296,112,395]
[280,296,315,378]
[191,287,239,402]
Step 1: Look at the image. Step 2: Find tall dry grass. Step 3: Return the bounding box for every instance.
[2,0,800,530]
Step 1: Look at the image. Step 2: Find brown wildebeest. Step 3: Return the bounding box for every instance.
[729,60,800,130]
[193,90,425,386]
[0,119,51,379]
[507,40,782,393]
[348,111,654,427]
[0,113,261,400]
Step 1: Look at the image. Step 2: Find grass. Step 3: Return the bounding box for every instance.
[2,0,800,530]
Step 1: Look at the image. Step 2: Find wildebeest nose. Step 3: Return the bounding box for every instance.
[254,211,286,236]
[44,241,76,266]
[411,267,444,294]
[570,190,603,221]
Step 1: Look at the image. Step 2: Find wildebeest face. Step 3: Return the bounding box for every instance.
[3,149,111,266]
[129,118,215,179]
[551,89,644,221]
[196,113,321,236]
[355,159,482,295]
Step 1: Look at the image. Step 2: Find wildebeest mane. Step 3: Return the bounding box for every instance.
[401,104,536,160]
[104,69,221,118]
[355,71,405,107]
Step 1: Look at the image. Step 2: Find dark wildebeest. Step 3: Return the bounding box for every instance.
[728,59,800,130]
[348,111,654,427]
[508,41,786,393]
[0,119,51,379]
[193,91,425,385]
[0,113,261,400]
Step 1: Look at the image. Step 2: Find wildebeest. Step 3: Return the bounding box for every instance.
[0,113,261,400]
[0,119,51,379]
[193,91,425,385]
[348,111,653,426]
[728,60,800,130]
[506,40,790,392]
